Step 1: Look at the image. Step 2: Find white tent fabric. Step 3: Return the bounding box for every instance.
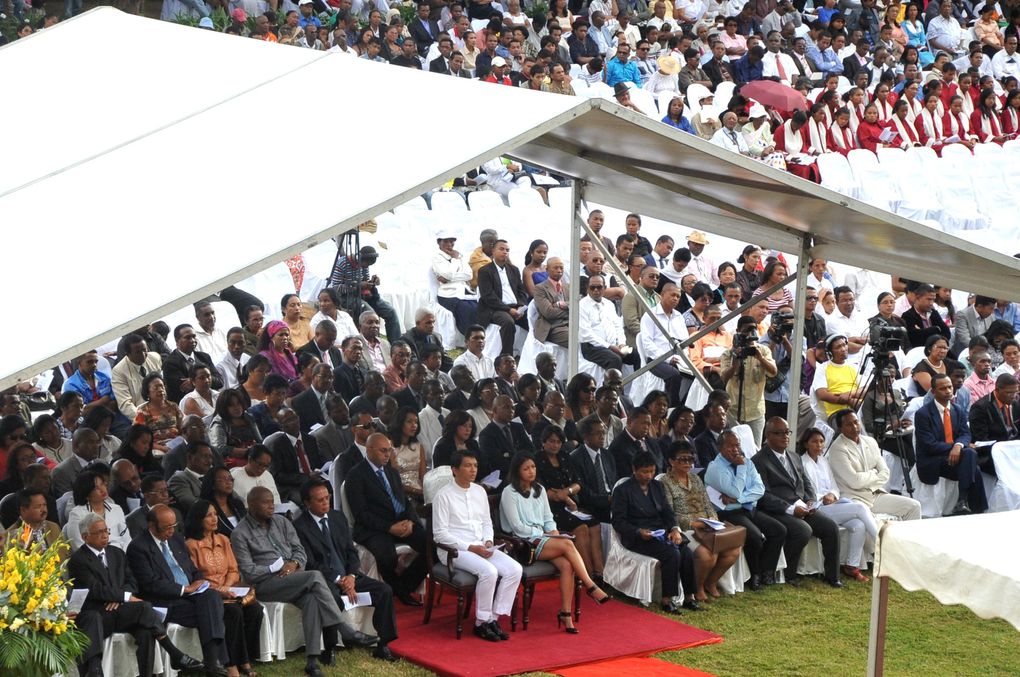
[3,7,1020,389]
[874,511,1020,630]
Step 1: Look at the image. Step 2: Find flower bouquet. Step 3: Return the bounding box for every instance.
[0,526,88,677]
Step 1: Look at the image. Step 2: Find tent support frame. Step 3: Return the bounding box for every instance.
[867,574,890,677]
[784,236,811,448]
[568,180,583,378]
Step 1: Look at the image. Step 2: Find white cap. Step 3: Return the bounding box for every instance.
[491,56,508,67]
[749,103,767,118]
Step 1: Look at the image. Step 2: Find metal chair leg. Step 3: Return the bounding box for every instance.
[456,592,464,639]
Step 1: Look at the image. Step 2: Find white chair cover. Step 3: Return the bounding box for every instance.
[989,441,1020,512]
[627,87,659,118]
[260,602,373,658]
[730,423,757,458]
[466,189,506,211]
[517,301,569,378]
[483,323,526,360]
[103,633,167,676]
[423,465,456,504]
[816,152,859,199]
[847,149,899,212]
[430,191,468,212]
[933,155,992,233]
[426,273,459,349]
[603,520,663,605]
[714,81,736,109]
[507,186,547,210]
[908,466,959,518]
[796,525,874,575]
[686,84,712,114]
[629,338,666,407]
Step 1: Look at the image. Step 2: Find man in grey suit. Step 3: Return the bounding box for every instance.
[167,441,214,515]
[532,258,570,347]
[126,475,183,539]
[621,265,660,348]
[357,311,392,374]
[752,417,842,588]
[952,295,995,355]
[312,395,354,466]
[52,427,102,497]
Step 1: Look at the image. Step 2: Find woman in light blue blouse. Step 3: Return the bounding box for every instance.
[500,453,610,633]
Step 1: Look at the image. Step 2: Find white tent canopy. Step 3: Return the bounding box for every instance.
[3,7,1020,390]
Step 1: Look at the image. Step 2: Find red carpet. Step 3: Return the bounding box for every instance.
[557,656,716,677]
[389,582,722,677]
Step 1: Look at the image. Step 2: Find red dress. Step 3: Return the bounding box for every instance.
[856,120,885,152]
[970,109,1004,144]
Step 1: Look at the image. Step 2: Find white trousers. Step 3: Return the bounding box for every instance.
[818,498,879,567]
[872,493,923,521]
[451,549,523,624]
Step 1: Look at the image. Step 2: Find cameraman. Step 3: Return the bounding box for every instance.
[761,305,796,422]
[720,316,777,446]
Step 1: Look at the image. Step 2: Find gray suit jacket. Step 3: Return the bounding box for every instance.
[357,335,391,374]
[951,305,990,355]
[622,289,659,348]
[51,455,88,497]
[532,279,569,343]
[311,420,354,465]
[168,470,203,514]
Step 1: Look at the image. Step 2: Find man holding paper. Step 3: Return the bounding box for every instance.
[70,513,204,677]
[125,504,231,676]
[294,479,399,661]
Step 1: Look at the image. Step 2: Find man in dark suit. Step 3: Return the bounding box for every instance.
[126,505,229,676]
[443,365,473,411]
[312,394,353,467]
[901,284,951,350]
[297,321,343,371]
[532,391,578,450]
[126,475,183,539]
[330,408,376,493]
[294,479,398,662]
[293,364,335,434]
[841,40,871,84]
[399,309,453,372]
[493,355,519,403]
[109,459,143,516]
[265,408,320,503]
[569,418,617,523]
[333,336,366,403]
[409,3,440,55]
[753,418,842,588]
[163,324,222,404]
[694,403,728,471]
[427,36,455,73]
[915,374,988,515]
[52,427,102,497]
[478,395,535,481]
[344,433,427,606]
[703,41,735,89]
[392,362,427,412]
[535,352,567,403]
[167,440,214,515]
[969,374,1020,474]
[69,513,203,677]
[621,406,664,466]
[477,240,529,356]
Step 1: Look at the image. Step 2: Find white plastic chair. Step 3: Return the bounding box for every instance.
[939,143,973,161]
[876,147,941,223]
[517,301,569,378]
[714,81,736,109]
[423,465,456,504]
[846,149,899,212]
[507,186,547,210]
[626,86,659,118]
[430,191,468,212]
[686,84,712,114]
[467,189,506,211]
[629,337,667,407]
[933,155,991,233]
[816,152,859,199]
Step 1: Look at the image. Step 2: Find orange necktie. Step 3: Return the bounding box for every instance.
[942,407,953,444]
[777,56,787,82]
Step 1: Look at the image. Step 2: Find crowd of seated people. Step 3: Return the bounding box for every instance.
[5,202,1018,672]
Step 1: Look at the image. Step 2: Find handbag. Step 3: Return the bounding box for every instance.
[692,522,746,553]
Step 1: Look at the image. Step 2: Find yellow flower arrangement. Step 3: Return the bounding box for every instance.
[0,527,87,677]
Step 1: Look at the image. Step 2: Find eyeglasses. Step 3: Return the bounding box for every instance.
[806,296,819,302]
[588,285,605,290]
[675,456,695,463]
[585,387,597,392]
[353,423,374,429]
[769,429,792,436]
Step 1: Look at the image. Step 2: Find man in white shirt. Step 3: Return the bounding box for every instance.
[673,0,706,24]
[230,445,282,504]
[927,0,965,57]
[824,286,870,366]
[685,230,718,286]
[432,451,522,642]
[843,268,892,316]
[111,333,163,420]
[639,282,694,405]
[215,327,250,390]
[711,111,752,154]
[418,381,449,468]
[992,35,1020,81]
[760,30,798,85]
[193,302,228,363]
[579,275,631,372]
[453,325,496,380]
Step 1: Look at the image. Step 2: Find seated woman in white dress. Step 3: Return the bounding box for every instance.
[797,427,878,582]
[65,468,130,552]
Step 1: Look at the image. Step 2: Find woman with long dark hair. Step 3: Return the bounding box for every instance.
[734,245,762,303]
[522,239,549,299]
[751,260,794,312]
[114,424,163,476]
[431,410,479,468]
[388,406,425,502]
[209,388,263,468]
[466,378,499,434]
[199,466,248,536]
[564,373,597,421]
[281,293,312,351]
[971,87,1008,144]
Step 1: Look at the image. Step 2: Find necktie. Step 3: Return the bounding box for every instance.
[376,468,404,513]
[777,55,787,81]
[504,425,514,448]
[593,450,608,492]
[185,355,194,368]
[780,453,794,479]
[943,407,953,444]
[319,518,343,574]
[295,439,312,475]
[659,257,667,269]
[161,541,190,587]
[139,365,147,378]
[321,349,333,368]
[437,412,445,426]
[1003,402,1014,431]
[236,362,243,383]
[99,550,108,568]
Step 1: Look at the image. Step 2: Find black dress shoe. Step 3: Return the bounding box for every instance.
[398,592,424,607]
[761,572,776,586]
[681,599,705,612]
[373,644,398,662]
[749,574,762,592]
[204,663,228,677]
[786,575,804,588]
[950,499,972,516]
[170,654,204,672]
[317,649,335,666]
[303,662,324,677]
[488,620,509,640]
[473,623,500,642]
[826,578,844,589]
[661,601,683,614]
[341,630,379,648]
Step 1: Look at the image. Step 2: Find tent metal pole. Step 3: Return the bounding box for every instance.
[867,575,889,677]
[568,180,583,378]
[785,237,812,447]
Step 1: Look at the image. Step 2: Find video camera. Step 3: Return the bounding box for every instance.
[732,331,759,359]
[869,319,908,353]
[769,310,795,339]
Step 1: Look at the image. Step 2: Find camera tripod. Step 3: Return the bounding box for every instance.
[851,351,915,498]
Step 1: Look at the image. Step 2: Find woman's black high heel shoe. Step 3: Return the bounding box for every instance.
[587,585,611,604]
[558,610,579,634]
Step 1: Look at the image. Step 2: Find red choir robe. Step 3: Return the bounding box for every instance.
[915,107,947,154]
[885,114,922,149]
[970,109,1004,144]
[856,119,886,152]
[828,121,858,155]
[1001,106,1020,136]
[944,108,979,144]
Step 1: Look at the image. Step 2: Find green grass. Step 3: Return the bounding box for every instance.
[247,576,1020,676]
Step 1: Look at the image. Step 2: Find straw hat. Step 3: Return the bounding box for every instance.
[657,54,680,75]
[687,230,710,245]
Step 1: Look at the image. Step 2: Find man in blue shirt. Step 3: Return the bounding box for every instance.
[994,300,1020,334]
[64,351,132,436]
[605,41,641,87]
[733,45,765,84]
[297,0,321,28]
[704,430,787,590]
[805,32,843,76]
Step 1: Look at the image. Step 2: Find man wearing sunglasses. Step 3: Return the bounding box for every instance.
[579,275,632,372]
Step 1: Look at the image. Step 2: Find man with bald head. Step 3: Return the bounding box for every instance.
[478,395,535,484]
[52,426,102,496]
[232,487,372,676]
[109,458,143,515]
[265,407,321,503]
[344,433,428,606]
[126,504,229,676]
[532,257,571,347]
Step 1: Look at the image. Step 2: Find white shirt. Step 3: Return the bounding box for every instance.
[927,15,964,53]
[992,48,1020,81]
[418,405,449,470]
[578,296,624,348]
[230,466,282,505]
[639,302,690,363]
[711,126,751,155]
[496,265,517,306]
[432,250,476,298]
[310,310,359,345]
[67,503,129,553]
[824,309,870,343]
[433,481,493,551]
[801,453,840,501]
[453,350,495,380]
[843,269,892,316]
[688,251,718,286]
[195,326,228,363]
[215,352,250,390]
[761,51,798,85]
[674,0,706,22]
[180,389,218,417]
